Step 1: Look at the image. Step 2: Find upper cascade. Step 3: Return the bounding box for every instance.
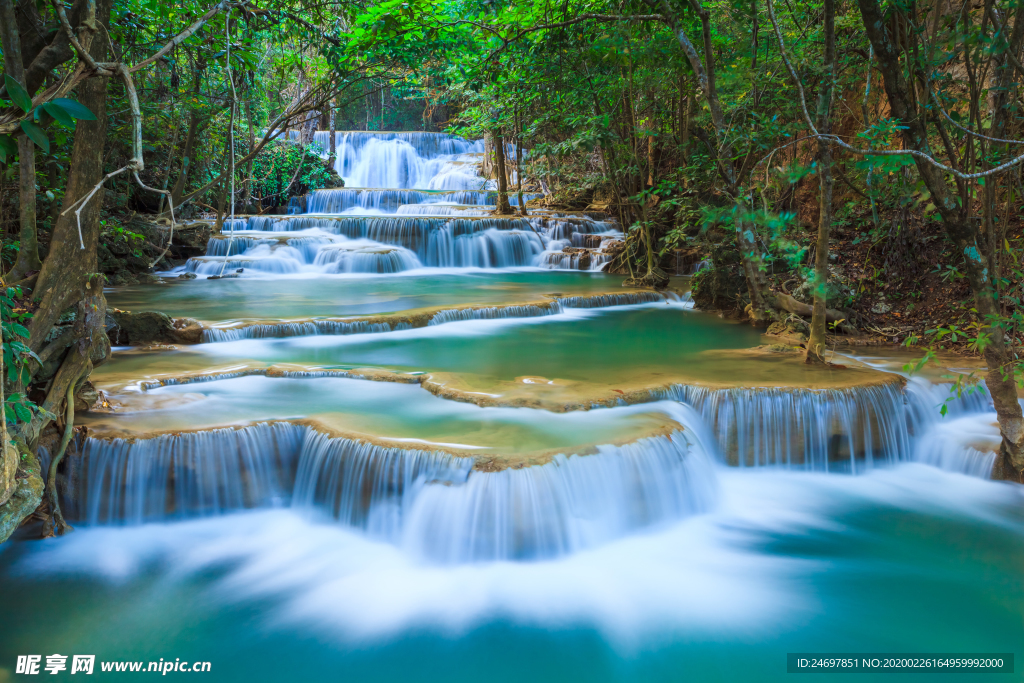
[313,131,486,190]
[188,131,623,274]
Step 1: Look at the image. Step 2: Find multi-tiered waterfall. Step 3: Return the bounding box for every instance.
[4,131,1018,683]
[176,132,621,277]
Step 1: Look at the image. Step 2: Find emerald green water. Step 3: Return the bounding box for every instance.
[81,376,679,455]
[93,306,770,395]
[106,272,645,323]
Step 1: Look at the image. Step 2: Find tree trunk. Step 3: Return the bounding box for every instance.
[806,0,835,363]
[244,95,255,209]
[736,211,770,322]
[515,110,527,216]
[29,0,111,353]
[169,110,200,212]
[0,0,41,281]
[327,96,337,172]
[493,130,512,214]
[858,0,1024,478]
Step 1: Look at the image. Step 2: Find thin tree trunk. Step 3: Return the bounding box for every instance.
[169,110,200,211]
[515,109,527,216]
[806,0,835,363]
[493,130,512,214]
[157,117,180,215]
[1,0,41,281]
[168,66,204,213]
[327,95,337,180]
[244,94,255,209]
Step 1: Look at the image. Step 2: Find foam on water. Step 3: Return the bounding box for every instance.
[11,464,1022,652]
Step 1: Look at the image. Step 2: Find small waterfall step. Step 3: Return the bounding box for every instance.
[66,421,715,562]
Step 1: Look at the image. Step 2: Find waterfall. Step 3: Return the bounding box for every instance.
[205,236,274,256]
[71,422,717,563]
[904,377,999,477]
[428,304,557,325]
[557,292,668,307]
[313,245,423,273]
[212,130,610,273]
[203,320,412,342]
[661,378,1002,477]
[291,430,474,539]
[310,131,485,189]
[401,432,716,562]
[74,423,304,524]
[664,383,910,470]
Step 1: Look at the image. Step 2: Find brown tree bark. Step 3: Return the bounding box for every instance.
[29,0,111,354]
[806,0,836,363]
[0,0,42,281]
[515,109,527,216]
[493,130,513,214]
[327,95,337,172]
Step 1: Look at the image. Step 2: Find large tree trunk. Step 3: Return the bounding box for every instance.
[806,0,836,363]
[0,0,41,281]
[493,130,513,214]
[857,0,1024,479]
[29,0,111,354]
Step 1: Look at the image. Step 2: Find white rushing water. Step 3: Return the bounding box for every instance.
[67,368,1004,567]
[14,462,1021,653]
[179,132,619,277]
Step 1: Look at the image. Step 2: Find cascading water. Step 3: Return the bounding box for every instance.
[659,377,1002,477]
[663,382,910,470]
[904,377,1001,476]
[179,130,617,274]
[72,419,717,563]
[71,423,304,524]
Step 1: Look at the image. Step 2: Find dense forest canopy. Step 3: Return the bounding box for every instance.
[1,0,1023,537]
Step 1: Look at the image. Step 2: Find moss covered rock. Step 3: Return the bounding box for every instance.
[0,449,44,544]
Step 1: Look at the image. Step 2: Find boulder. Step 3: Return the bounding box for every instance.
[106,310,205,345]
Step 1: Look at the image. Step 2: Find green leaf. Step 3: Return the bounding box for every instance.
[51,98,96,121]
[4,75,32,113]
[43,101,76,128]
[13,402,31,423]
[20,120,49,153]
[0,134,15,163]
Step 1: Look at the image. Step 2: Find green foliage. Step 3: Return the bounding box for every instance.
[0,287,41,426]
[249,141,334,203]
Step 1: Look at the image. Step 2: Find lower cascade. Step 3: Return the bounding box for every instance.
[62,377,1002,564]
[68,423,716,562]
